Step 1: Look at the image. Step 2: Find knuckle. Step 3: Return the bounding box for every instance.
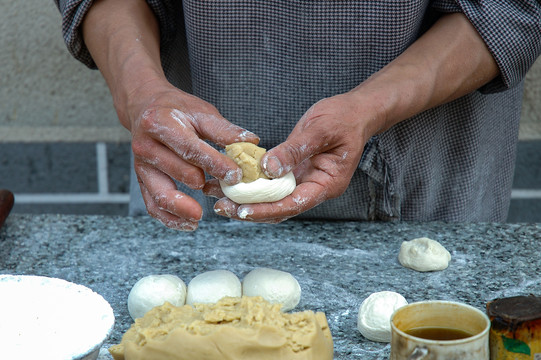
[152,192,169,211]
[178,145,200,163]
[131,138,153,159]
[138,109,157,133]
[281,142,306,166]
[131,140,146,158]
[327,182,348,199]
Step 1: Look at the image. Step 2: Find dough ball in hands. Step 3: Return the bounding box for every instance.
[398,237,451,272]
[186,270,242,305]
[219,142,296,204]
[242,267,301,312]
[127,274,187,320]
[357,291,408,342]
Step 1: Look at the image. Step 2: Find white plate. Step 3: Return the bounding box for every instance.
[0,275,115,360]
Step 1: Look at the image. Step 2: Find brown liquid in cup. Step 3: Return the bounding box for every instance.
[405,327,474,341]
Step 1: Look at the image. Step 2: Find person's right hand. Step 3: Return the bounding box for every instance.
[81,0,259,231]
[123,79,259,230]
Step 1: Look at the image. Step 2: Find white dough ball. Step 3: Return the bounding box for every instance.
[219,171,296,204]
[242,267,301,312]
[186,270,241,305]
[398,237,452,272]
[127,274,186,320]
[357,291,408,342]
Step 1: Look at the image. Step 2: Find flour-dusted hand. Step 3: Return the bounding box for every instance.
[81,0,258,230]
[211,91,377,223]
[128,82,258,230]
[209,13,501,223]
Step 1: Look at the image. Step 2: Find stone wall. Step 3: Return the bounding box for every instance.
[1,0,539,142]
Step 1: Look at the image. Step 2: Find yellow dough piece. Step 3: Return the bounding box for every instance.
[225,142,269,182]
[220,142,296,204]
[109,296,333,360]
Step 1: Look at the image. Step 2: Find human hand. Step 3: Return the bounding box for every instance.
[205,91,375,223]
[126,80,259,230]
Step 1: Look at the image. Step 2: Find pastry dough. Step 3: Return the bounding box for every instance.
[127,274,186,320]
[220,142,296,204]
[398,237,451,272]
[186,270,241,305]
[109,296,333,360]
[357,291,408,342]
[220,171,296,204]
[242,267,301,312]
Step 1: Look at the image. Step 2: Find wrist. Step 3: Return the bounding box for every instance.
[347,65,425,141]
[354,61,433,134]
[82,0,166,131]
[112,59,166,131]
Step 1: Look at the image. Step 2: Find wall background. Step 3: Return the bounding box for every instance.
[1,1,540,221]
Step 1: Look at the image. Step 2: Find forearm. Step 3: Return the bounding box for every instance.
[354,12,500,137]
[82,0,165,130]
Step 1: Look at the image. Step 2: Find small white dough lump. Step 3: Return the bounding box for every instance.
[242,267,301,312]
[357,291,408,342]
[398,237,452,272]
[220,171,296,204]
[186,270,241,305]
[127,274,187,320]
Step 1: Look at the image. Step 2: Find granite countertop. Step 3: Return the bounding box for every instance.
[1,214,540,359]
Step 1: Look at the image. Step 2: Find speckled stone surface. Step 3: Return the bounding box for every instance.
[1,214,540,359]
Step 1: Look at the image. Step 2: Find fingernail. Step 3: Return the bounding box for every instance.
[215,201,236,217]
[262,156,283,178]
[237,206,253,219]
[238,130,258,142]
[224,168,242,185]
[190,211,203,222]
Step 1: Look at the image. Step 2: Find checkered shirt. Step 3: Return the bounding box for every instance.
[54,0,541,221]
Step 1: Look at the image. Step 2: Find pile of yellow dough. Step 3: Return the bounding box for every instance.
[109,296,333,360]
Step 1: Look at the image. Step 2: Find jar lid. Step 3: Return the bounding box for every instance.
[487,295,541,327]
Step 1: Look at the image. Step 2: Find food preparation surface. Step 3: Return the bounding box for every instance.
[1,214,540,359]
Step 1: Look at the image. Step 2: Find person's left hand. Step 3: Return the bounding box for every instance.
[204,91,376,223]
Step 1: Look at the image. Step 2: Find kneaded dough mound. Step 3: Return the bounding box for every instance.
[398,237,451,272]
[109,296,334,360]
[242,267,301,312]
[186,269,241,305]
[127,274,186,320]
[357,291,408,343]
[220,142,296,204]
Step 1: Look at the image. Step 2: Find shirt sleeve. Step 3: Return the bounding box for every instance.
[53,0,179,69]
[431,0,541,93]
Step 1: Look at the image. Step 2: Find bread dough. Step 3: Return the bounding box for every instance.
[398,237,451,272]
[186,270,241,305]
[357,291,408,342]
[127,274,186,320]
[242,267,301,312]
[221,172,296,204]
[109,296,333,360]
[220,142,296,204]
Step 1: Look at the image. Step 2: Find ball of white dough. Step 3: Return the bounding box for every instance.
[357,291,408,342]
[242,267,301,312]
[398,237,452,272]
[127,274,187,320]
[186,270,242,306]
[219,171,296,204]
